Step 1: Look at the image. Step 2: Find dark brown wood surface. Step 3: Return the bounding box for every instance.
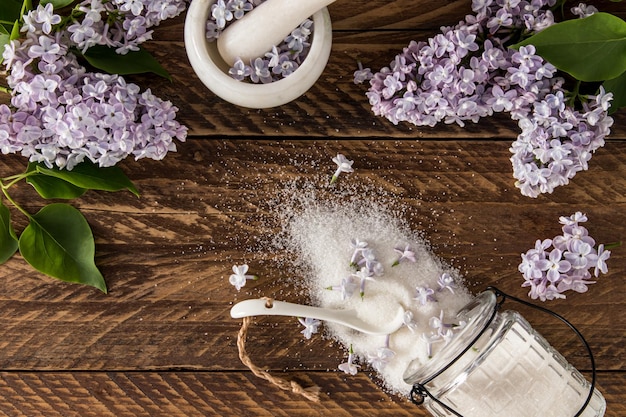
[0,1,625,416]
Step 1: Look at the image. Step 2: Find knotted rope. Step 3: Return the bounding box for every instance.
[236,298,321,402]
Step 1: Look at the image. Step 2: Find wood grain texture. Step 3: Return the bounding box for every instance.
[138,36,626,139]
[0,0,625,415]
[0,371,623,417]
[0,140,623,377]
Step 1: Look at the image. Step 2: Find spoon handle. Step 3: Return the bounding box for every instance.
[231,298,353,323]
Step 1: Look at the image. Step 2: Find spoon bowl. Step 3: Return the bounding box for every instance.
[230,298,406,335]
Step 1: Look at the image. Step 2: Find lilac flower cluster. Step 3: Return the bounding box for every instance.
[364,0,614,198]
[64,0,188,54]
[510,86,613,197]
[327,238,385,299]
[519,212,611,301]
[1,4,187,170]
[205,0,312,83]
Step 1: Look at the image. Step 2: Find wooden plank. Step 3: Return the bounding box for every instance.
[0,371,622,417]
[0,140,623,373]
[3,7,626,138]
[131,31,626,140]
[139,38,626,139]
[150,0,626,38]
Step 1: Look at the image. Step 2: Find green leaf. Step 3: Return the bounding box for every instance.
[0,202,18,264]
[82,45,171,80]
[0,26,9,59]
[10,20,19,39]
[39,0,75,9]
[603,70,626,114]
[0,0,23,23]
[26,162,87,199]
[513,13,626,81]
[26,173,87,199]
[34,161,140,197]
[18,203,106,292]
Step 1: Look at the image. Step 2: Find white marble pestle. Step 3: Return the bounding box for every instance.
[217,0,337,66]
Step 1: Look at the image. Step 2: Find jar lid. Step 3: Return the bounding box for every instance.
[403,290,497,385]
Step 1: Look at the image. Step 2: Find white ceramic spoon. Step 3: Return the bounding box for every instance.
[217,0,336,65]
[230,299,406,335]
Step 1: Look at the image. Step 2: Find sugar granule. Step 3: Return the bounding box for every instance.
[271,179,473,396]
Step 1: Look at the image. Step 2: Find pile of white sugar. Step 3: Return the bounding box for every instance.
[272,181,473,396]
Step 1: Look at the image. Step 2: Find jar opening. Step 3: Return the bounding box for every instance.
[403,290,497,385]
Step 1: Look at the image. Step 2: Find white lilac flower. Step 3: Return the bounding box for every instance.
[228,264,257,291]
[249,57,272,84]
[298,317,321,340]
[349,238,369,266]
[338,345,360,375]
[356,248,383,276]
[428,310,446,335]
[403,310,419,333]
[421,332,439,358]
[211,0,233,28]
[271,54,299,77]
[353,61,373,84]
[559,211,588,226]
[594,244,611,277]
[571,3,598,18]
[536,248,571,282]
[366,334,395,371]
[437,272,457,293]
[229,59,252,81]
[353,267,375,299]
[564,239,597,270]
[330,153,354,184]
[326,277,358,300]
[392,244,416,266]
[227,0,253,19]
[265,45,281,67]
[367,345,395,372]
[414,286,436,305]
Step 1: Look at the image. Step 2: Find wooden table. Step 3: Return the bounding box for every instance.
[1,1,625,415]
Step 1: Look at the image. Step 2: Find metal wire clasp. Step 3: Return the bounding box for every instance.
[409,286,598,417]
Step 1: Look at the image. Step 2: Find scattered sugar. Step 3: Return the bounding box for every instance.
[270,178,473,396]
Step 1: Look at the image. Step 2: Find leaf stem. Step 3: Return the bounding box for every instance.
[1,184,32,221]
[566,79,582,108]
[1,170,36,220]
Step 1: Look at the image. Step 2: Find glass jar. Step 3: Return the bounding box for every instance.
[403,290,606,417]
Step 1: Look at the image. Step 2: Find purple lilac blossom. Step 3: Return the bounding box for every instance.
[365,0,613,198]
[519,212,610,301]
[0,5,187,170]
[60,0,188,54]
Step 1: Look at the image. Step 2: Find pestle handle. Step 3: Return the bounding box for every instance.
[217,0,336,66]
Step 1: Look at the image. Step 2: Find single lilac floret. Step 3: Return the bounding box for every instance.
[229,264,257,290]
[338,345,360,375]
[330,153,354,184]
[298,317,321,339]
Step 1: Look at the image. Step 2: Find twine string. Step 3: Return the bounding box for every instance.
[236,298,321,402]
